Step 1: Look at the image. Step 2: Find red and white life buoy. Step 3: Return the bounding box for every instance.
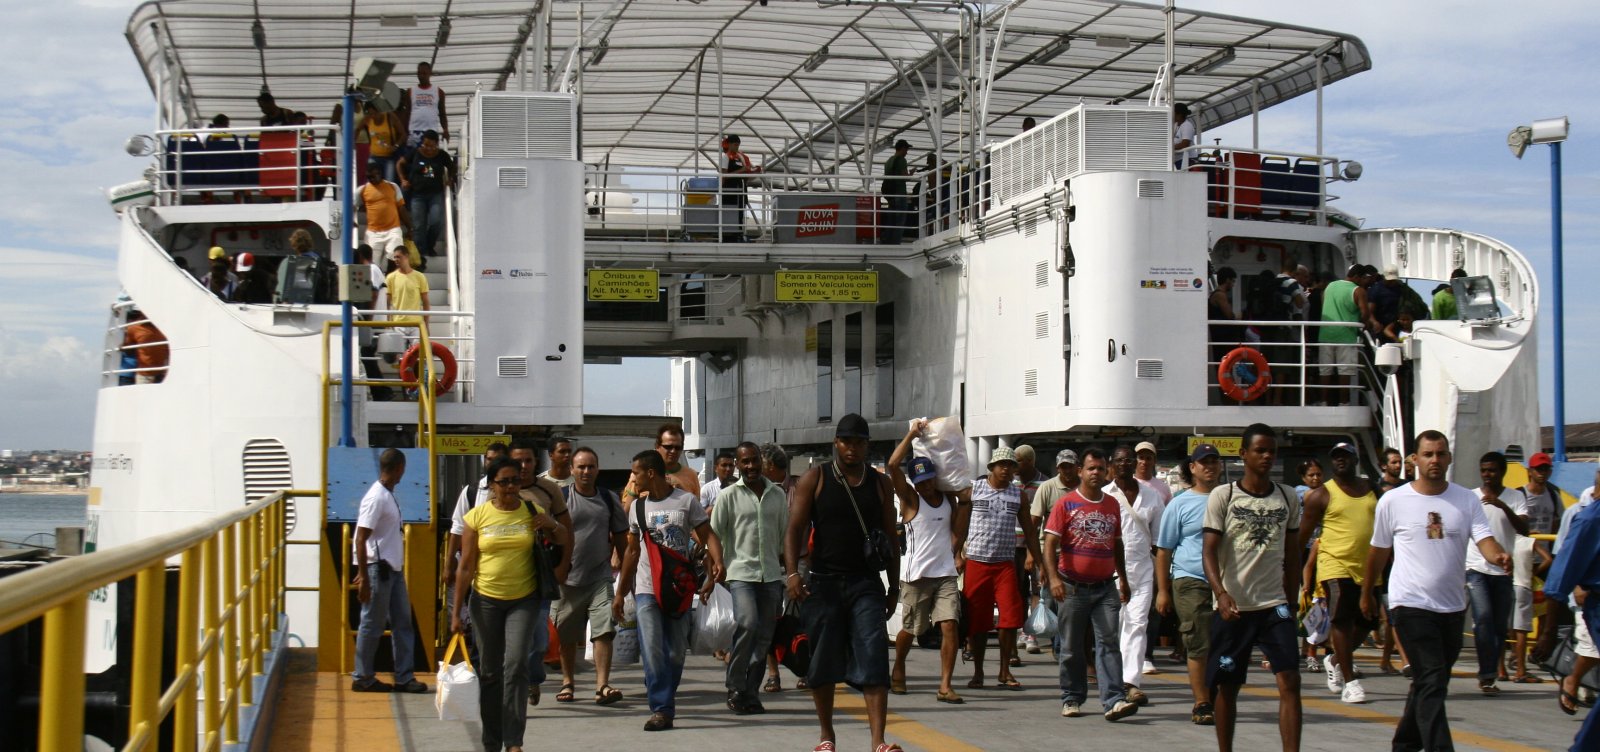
[1217,346,1271,402]
[399,342,458,396]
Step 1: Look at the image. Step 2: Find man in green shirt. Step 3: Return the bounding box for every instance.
[1317,265,1372,406]
[881,139,912,244]
[1431,268,1467,320]
[710,441,789,715]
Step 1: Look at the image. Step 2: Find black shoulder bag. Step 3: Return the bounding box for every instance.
[834,463,894,572]
[521,493,563,600]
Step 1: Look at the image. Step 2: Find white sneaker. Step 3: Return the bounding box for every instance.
[1341,679,1366,704]
[1142,660,1158,675]
[1025,635,1042,654]
[1324,655,1344,693]
[1062,701,1083,717]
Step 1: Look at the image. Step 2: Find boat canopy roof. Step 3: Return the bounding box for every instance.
[128,0,1369,170]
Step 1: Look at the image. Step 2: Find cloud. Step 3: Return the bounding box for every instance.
[0,331,100,449]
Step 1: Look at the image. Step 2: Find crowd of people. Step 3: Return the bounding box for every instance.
[340,417,1600,752]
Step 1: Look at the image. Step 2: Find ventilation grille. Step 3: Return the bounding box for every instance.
[1034,311,1049,339]
[1135,359,1165,379]
[1084,108,1172,172]
[498,167,529,188]
[1034,261,1049,288]
[497,356,529,378]
[242,439,295,534]
[1137,179,1165,199]
[1023,369,1039,396]
[989,105,1166,204]
[476,94,576,160]
[1024,216,1039,236]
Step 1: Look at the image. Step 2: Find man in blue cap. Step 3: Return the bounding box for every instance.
[887,419,967,703]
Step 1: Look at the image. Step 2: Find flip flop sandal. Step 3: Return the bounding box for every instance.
[936,690,965,704]
[1560,689,1580,716]
[998,677,1023,690]
[555,684,577,703]
[874,744,904,752]
[1513,675,1544,684]
[889,677,908,695]
[966,678,985,689]
[595,685,623,705]
[811,742,835,752]
[763,676,782,693]
[796,678,809,690]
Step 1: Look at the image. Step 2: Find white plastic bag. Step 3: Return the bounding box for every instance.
[911,416,972,491]
[692,584,736,655]
[435,634,479,721]
[1024,599,1058,637]
[1302,597,1330,646]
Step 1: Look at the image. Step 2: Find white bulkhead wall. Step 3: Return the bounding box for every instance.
[966,170,1208,437]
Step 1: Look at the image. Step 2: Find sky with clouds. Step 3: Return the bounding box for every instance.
[2,0,1596,450]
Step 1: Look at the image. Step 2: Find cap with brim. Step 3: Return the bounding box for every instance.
[835,413,870,439]
[1055,449,1079,467]
[1382,265,1400,281]
[1135,441,1157,455]
[1330,442,1358,457]
[235,252,255,272]
[1529,452,1553,469]
[988,446,1017,467]
[1188,443,1220,462]
[907,457,937,484]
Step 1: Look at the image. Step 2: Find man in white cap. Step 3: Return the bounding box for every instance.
[1134,441,1173,505]
[956,446,1043,691]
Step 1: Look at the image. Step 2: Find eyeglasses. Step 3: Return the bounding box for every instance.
[491,478,519,486]
[659,444,683,452]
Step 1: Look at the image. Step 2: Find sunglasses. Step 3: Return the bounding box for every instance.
[492,478,519,486]
[659,444,683,452]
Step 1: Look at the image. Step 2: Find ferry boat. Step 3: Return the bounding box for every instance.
[2,0,1579,749]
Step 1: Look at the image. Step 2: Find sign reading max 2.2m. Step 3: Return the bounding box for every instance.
[775,271,879,303]
[586,269,660,301]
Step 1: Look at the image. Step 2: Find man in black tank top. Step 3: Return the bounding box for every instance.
[785,414,905,752]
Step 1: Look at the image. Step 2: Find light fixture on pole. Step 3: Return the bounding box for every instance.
[1191,46,1235,75]
[1508,115,1570,461]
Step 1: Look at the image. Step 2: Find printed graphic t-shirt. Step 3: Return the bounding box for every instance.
[629,488,708,598]
[1044,490,1122,584]
[1203,482,1301,611]
[966,481,1023,563]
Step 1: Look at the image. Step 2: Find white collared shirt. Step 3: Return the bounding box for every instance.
[1104,479,1167,563]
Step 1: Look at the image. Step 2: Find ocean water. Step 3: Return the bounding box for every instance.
[0,494,89,548]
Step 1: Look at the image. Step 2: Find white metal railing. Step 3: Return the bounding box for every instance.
[102,300,170,387]
[1189,146,1344,224]
[153,124,342,205]
[366,309,477,400]
[1204,319,1375,407]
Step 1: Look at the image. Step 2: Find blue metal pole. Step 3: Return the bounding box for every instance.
[340,93,358,448]
[1550,140,1565,462]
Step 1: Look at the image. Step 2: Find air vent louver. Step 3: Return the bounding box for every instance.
[498,356,529,378]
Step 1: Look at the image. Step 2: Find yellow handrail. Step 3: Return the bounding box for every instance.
[0,489,315,752]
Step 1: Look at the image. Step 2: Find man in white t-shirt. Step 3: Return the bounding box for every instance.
[352,448,428,693]
[1173,103,1199,169]
[1361,431,1509,752]
[700,449,737,514]
[1468,451,1531,694]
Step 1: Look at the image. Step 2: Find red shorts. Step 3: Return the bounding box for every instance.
[963,559,1024,636]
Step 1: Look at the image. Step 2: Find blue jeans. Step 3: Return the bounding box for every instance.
[635,593,692,715]
[726,580,784,699]
[354,563,417,684]
[800,573,890,688]
[1052,579,1124,708]
[522,598,551,687]
[1465,570,1513,684]
[410,191,445,256]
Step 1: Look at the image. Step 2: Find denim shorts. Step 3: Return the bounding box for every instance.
[801,572,890,689]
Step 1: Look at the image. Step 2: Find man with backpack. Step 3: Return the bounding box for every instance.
[553,446,628,706]
[613,449,724,732]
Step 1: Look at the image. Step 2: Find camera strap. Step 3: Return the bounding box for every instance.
[833,462,876,543]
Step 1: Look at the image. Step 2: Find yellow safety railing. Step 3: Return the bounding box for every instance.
[0,489,317,752]
[318,318,441,674]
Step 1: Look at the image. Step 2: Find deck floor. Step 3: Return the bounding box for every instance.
[269,641,1581,751]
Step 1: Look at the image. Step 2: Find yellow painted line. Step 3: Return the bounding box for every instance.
[833,686,985,752]
[1142,668,1546,752]
[269,671,401,752]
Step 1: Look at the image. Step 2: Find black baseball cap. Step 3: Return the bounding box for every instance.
[835,413,870,440]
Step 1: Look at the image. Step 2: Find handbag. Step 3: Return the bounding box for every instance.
[635,496,700,617]
[521,497,563,601]
[833,463,894,571]
[435,633,479,721]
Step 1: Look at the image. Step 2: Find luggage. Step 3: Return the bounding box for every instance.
[1542,625,1600,691]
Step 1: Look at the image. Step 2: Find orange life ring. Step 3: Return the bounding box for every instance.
[399,342,457,395]
[1218,346,1271,402]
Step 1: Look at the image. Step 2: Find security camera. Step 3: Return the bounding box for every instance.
[1374,343,1402,377]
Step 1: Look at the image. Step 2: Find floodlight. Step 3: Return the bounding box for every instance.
[352,58,401,112]
[1192,47,1236,75]
[1453,275,1499,321]
[435,17,452,47]
[1507,126,1531,159]
[1032,36,1071,65]
[1341,160,1363,181]
[1530,116,1570,144]
[803,45,831,73]
[125,134,157,157]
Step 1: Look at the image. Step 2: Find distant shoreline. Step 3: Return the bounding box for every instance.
[0,486,87,495]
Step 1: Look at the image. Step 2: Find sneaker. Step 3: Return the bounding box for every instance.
[1341,679,1366,704]
[1061,701,1083,718]
[1324,655,1345,693]
[1479,682,1501,696]
[1142,660,1158,675]
[1191,702,1215,725]
[1104,699,1139,722]
[1304,656,1323,673]
[1025,635,1042,654]
[1124,685,1149,706]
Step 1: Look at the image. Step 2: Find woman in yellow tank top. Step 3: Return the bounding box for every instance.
[360,103,404,182]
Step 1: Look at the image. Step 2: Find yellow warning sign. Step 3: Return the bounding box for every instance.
[586,269,660,301]
[434,435,510,456]
[775,271,879,303]
[1187,436,1243,457]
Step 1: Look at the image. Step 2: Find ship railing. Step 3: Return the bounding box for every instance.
[1204,320,1380,407]
[346,310,477,401]
[1188,146,1346,225]
[102,300,170,387]
[150,124,343,206]
[0,488,319,752]
[582,166,926,246]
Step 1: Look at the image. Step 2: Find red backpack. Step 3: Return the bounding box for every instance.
[635,498,699,617]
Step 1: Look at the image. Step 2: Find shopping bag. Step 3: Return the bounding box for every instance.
[435,633,479,721]
[692,584,736,654]
[614,626,640,665]
[1023,599,1058,637]
[1302,597,1330,646]
[911,416,972,491]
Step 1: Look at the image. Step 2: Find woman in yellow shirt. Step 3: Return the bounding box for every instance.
[452,459,569,752]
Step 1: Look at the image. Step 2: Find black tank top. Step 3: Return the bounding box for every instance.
[810,464,886,575]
